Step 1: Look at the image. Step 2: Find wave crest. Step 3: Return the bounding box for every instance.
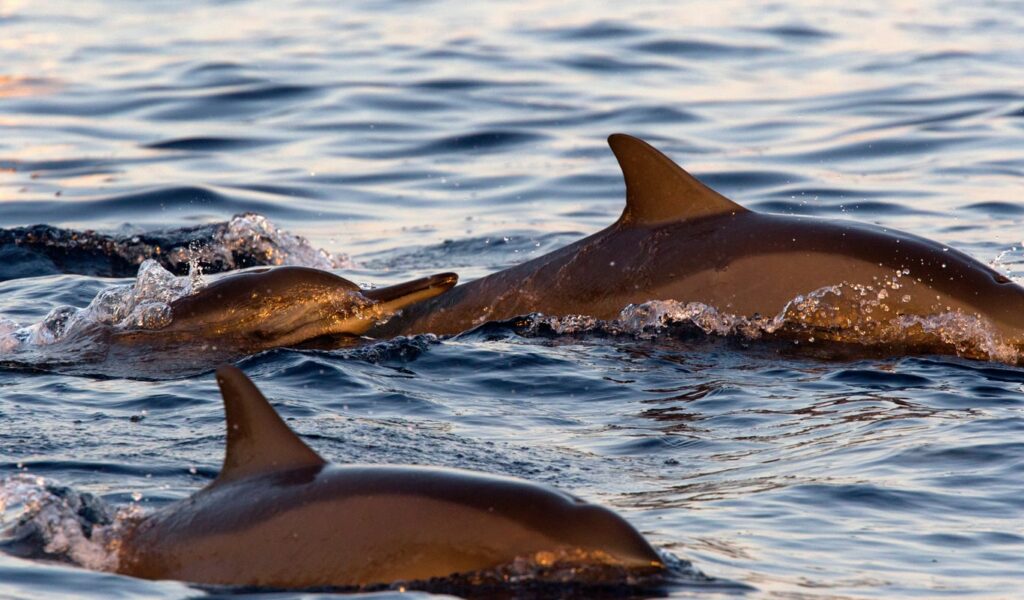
[0,212,349,281]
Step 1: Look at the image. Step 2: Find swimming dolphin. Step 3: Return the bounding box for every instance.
[116,365,663,588]
[373,134,1024,355]
[112,266,458,352]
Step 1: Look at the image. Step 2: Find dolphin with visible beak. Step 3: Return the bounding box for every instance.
[374,134,1024,357]
[116,366,664,588]
[112,266,457,353]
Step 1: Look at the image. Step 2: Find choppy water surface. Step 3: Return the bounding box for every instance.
[2,0,1024,597]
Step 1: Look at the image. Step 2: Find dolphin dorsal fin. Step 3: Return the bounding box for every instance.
[608,133,746,226]
[212,365,325,485]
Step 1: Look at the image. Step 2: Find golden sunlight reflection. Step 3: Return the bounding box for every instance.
[0,0,24,18]
[0,75,58,98]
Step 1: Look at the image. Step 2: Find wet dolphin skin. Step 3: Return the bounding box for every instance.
[116,366,663,588]
[375,134,1024,356]
[113,266,458,352]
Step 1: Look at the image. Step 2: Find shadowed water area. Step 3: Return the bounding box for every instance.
[2,0,1024,598]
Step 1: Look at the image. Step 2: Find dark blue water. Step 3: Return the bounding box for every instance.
[2,0,1024,597]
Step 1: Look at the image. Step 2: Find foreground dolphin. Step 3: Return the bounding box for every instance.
[116,366,664,588]
[113,266,457,352]
[374,134,1024,355]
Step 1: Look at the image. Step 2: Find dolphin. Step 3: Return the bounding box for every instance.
[111,266,458,353]
[373,134,1024,356]
[116,365,663,588]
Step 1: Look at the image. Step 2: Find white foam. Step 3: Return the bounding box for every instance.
[0,474,140,572]
[0,260,198,352]
[218,213,351,270]
[522,279,1021,364]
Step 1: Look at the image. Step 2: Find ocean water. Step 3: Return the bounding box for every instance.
[2,0,1024,598]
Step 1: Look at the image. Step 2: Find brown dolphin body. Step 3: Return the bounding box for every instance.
[373,134,1024,353]
[116,366,663,588]
[112,266,457,353]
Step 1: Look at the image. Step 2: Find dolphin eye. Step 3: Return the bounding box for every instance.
[994,273,1012,284]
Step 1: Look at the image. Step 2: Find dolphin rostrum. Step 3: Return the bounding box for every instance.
[116,365,664,588]
[374,134,1024,357]
[112,266,458,353]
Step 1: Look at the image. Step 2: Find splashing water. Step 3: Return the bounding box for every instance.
[0,213,351,280]
[0,474,139,572]
[0,261,199,353]
[513,279,1021,364]
[202,213,350,272]
[3,262,1021,371]
[989,244,1024,284]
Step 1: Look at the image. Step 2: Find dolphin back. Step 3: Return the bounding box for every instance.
[116,367,664,588]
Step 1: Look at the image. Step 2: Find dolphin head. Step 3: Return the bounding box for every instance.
[166,267,458,347]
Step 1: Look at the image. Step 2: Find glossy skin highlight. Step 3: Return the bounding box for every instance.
[112,266,458,352]
[374,134,1024,350]
[116,366,663,589]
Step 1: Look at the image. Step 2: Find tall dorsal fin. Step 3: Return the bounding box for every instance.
[608,133,747,226]
[212,365,325,485]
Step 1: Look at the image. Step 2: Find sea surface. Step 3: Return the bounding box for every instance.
[2,0,1024,598]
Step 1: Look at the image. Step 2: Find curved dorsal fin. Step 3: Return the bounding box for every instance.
[212,365,325,485]
[608,133,747,226]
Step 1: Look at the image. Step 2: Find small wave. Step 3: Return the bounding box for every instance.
[557,54,675,73]
[341,334,441,364]
[409,77,507,91]
[142,136,278,152]
[492,105,700,129]
[532,20,647,41]
[750,24,833,40]
[632,39,776,59]
[146,84,320,121]
[400,130,548,158]
[361,232,577,273]
[0,212,348,281]
[962,201,1024,216]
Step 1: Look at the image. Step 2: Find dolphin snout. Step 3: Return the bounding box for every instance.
[362,272,459,313]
